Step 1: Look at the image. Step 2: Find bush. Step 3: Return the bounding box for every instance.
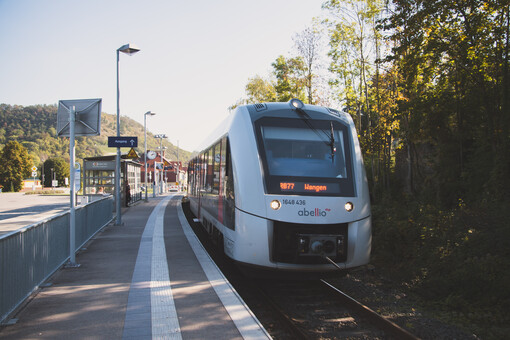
[24,190,66,195]
[371,199,510,320]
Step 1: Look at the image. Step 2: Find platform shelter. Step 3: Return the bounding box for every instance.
[83,155,142,206]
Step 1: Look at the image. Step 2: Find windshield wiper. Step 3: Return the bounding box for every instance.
[294,107,336,162]
[329,121,336,162]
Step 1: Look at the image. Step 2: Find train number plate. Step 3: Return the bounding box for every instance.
[281,199,306,206]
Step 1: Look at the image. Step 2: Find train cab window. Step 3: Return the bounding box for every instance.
[255,117,355,196]
[262,126,347,178]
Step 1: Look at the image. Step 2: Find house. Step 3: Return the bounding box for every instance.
[137,152,186,190]
[22,178,43,190]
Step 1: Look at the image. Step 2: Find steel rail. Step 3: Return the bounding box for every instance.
[321,279,420,340]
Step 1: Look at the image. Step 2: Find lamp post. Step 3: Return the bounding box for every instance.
[159,146,167,194]
[144,111,156,201]
[154,134,167,194]
[115,43,140,226]
[50,168,54,188]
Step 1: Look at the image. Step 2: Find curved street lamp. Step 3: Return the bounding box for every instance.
[115,43,140,226]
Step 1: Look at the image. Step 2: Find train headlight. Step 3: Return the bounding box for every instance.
[270,200,281,210]
[289,98,304,109]
[344,202,354,212]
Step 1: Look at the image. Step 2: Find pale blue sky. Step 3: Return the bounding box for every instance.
[0,0,325,152]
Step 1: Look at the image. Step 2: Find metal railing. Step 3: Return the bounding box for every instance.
[0,196,114,324]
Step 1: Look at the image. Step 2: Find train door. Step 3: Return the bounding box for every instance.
[198,152,204,219]
[199,150,210,219]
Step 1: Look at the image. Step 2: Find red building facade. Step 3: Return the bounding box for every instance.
[138,152,183,187]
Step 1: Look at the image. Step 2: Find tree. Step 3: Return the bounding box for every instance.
[323,0,384,135]
[382,0,510,204]
[43,158,69,188]
[245,75,277,103]
[323,0,387,198]
[272,55,307,102]
[293,25,323,104]
[0,141,32,192]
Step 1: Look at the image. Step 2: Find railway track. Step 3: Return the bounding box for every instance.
[182,201,419,339]
[250,278,419,339]
[319,279,419,339]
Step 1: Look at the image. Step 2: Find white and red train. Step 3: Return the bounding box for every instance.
[187,99,371,273]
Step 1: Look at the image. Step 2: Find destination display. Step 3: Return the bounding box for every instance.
[280,181,340,194]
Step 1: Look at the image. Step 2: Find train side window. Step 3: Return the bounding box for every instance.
[206,147,214,193]
[193,158,199,196]
[212,141,221,194]
[225,139,234,200]
[224,137,235,230]
[201,152,207,192]
[210,144,215,193]
[224,137,230,177]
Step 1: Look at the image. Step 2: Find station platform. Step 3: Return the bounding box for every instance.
[0,194,271,340]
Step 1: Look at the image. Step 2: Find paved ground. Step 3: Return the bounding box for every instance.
[0,194,270,339]
[0,194,157,339]
[0,191,79,236]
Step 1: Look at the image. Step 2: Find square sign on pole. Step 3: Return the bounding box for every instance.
[57,98,102,267]
[57,99,102,137]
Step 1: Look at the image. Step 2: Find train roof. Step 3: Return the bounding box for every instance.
[195,100,350,154]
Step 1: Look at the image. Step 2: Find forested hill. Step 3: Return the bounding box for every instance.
[0,104,191,166]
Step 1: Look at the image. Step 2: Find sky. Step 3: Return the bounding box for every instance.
[0,0,326,152]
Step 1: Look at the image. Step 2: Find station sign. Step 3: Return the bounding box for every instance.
[85,161,115,170]
[108,136,138,148]
[75,167,81,191]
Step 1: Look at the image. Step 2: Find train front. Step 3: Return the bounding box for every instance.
[230,99,371,273]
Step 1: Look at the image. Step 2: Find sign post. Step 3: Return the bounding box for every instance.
[31,167,37,191]
[69,105,77,267]
[57,98,101,267]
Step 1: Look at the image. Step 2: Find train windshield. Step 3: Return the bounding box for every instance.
[261,126,346,178]
[255,117,355,196]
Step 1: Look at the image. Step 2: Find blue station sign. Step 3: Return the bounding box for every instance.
[108,136,138,148]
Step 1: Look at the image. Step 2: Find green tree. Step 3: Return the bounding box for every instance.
[245,75,277,103]
[0,141,31,192]
[272,55,307,102]
[323,0,384,135]
[0,104,192,172]
[382,0,510,204]
[43,158,70,187]
[323,0,386,198]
